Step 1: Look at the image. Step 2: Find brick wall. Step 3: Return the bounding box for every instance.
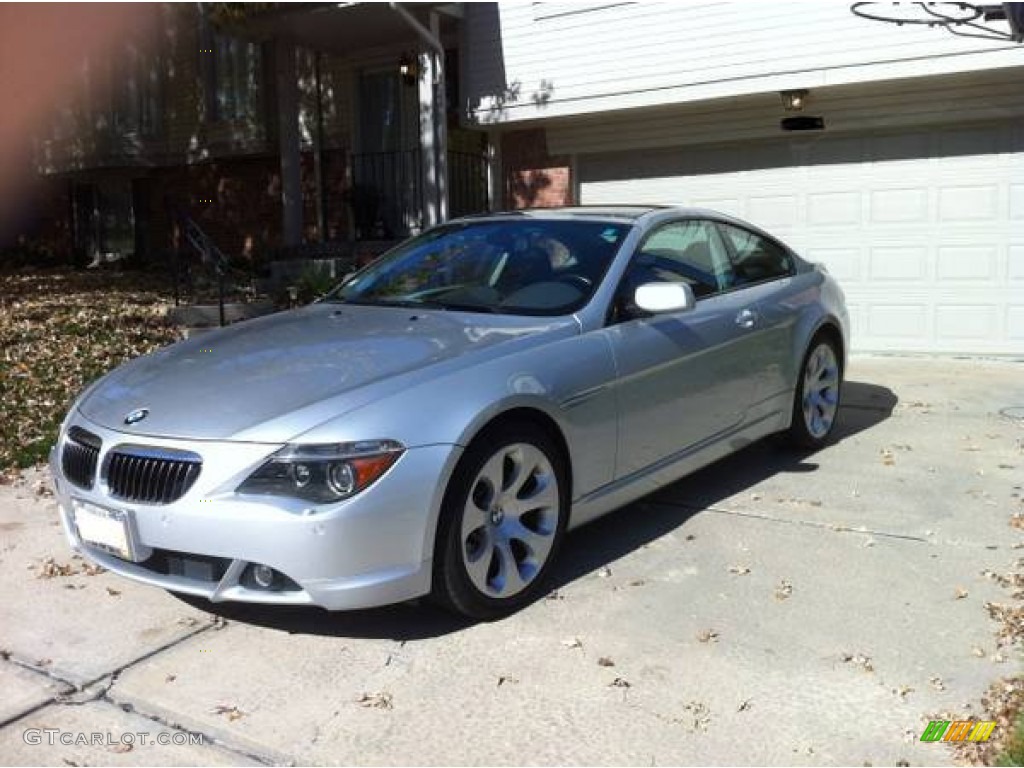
[501,128,573,209]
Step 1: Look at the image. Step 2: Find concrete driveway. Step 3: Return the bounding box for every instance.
[1,356,1021,766]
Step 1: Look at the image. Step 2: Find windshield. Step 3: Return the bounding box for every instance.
[328,219,631,316]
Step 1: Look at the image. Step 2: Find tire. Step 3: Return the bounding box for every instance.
[431,422,569,620]
[784,334,843,449]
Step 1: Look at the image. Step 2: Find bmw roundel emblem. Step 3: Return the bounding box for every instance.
[124,408,149,425]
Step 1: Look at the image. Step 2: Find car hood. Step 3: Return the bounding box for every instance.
[78,303,577,442]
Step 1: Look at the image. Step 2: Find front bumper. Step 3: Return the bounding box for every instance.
[50,414,461,610]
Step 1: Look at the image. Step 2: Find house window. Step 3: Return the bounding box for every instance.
[113,45,161,135]
[213,33,261,121]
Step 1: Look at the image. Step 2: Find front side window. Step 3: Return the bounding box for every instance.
[625,219,733,299]
[717,223,794,285]
[330,219,631,316]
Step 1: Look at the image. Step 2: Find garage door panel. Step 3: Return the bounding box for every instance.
[1010,185,1024,219]
[867,304,929,342]
[868,246,928,281]
[870,189,929,223]
[808,192,861,226]
[935,305,999,340]
[581,120,1023,354]
[1008,308,1024,341]
[936,246,998,282]
[938,185,999,221]
[805,247,861,281]
[1009,247,1024,280]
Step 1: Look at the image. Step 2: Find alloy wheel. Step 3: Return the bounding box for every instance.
[802,342,840,439]
[460,443,560,598]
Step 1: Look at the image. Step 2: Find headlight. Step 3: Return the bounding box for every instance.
[237,440,404,503]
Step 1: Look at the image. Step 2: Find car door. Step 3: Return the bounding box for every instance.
[602,218,765,479]
[715,221,801,409]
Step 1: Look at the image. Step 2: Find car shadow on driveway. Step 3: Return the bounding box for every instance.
[175,380,897,640]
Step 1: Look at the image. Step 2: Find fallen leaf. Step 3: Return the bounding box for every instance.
[696,629,719,644]
[840,652,874,672]
[356,692,394,710]
[597,656,615,667]
[954,586,969,600]
[496,675,519,687]
[210,704,247,721]
[774,580,794,601]
[608,677,631,688]
[682,700,711,732]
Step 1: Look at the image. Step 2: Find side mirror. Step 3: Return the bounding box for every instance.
[633,282,696,314]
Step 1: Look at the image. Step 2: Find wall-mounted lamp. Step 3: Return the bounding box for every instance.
[780,89,809,111]
[398,53,419,87]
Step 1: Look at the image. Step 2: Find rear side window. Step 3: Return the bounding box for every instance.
[718,224,794,285]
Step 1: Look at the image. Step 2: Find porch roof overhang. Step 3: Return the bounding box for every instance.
[227,2,461,54]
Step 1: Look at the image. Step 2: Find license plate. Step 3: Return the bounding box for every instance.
[72,500,137,561]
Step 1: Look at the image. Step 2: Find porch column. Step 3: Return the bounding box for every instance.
[418,47,438,229]
[275,39,302,247]
[431,12,448,223]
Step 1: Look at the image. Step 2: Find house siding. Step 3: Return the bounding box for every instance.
[546,68,1024,156]
[464,1,1023,124]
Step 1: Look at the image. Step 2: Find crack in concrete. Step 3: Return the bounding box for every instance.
[0,621,282,765]
[644,499,931,543]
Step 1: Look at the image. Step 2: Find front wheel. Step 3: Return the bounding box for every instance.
[431,423,568,620]
[784,335,843,448]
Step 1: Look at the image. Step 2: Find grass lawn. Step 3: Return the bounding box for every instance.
[0,269,181,475]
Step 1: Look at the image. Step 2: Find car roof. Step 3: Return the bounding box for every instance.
[451,205,744,226]
[454,206,667,224]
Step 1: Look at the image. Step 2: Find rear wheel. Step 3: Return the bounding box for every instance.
[432,423,568,620]
[785,335,842,448]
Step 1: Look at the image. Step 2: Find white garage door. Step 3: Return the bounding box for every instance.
[580,122,1024,356]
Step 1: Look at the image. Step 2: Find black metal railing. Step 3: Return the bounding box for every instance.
[176,215,230,326]
[350,149,491,239]
[447,150,490,219]
[350,149,424,240]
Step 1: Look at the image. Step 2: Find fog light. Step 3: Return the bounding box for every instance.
[252,564,274,588]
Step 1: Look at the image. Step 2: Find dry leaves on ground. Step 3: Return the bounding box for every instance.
[0,270,179,471]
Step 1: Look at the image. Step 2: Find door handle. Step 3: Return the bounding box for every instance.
[735,309,758,329]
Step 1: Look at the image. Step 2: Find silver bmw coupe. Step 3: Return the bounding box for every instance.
[51,206,848,618]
